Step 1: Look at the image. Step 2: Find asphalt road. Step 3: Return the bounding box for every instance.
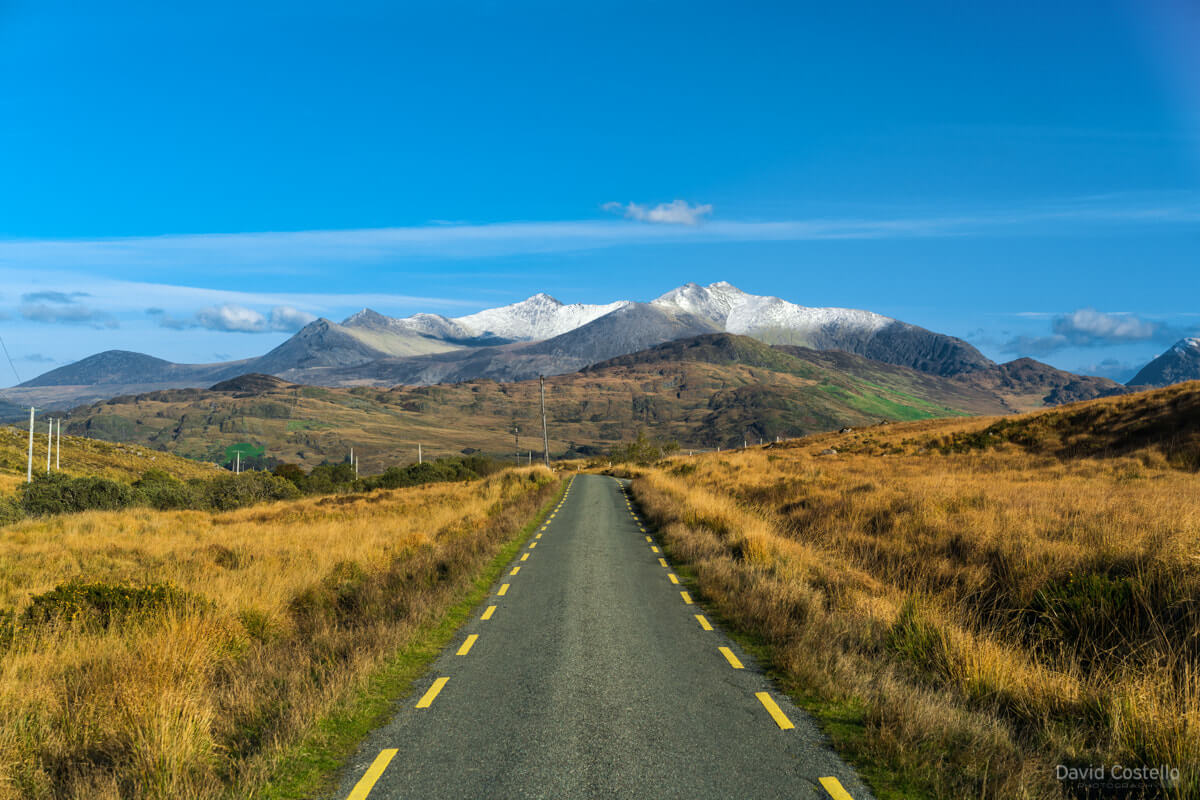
[333,473,875,800]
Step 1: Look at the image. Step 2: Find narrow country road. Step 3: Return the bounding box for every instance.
[333,473,874,800]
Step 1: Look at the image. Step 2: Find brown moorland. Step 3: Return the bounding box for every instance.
[626,382,1200,799]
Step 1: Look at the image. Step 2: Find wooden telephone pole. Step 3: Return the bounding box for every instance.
[540,375,550,468]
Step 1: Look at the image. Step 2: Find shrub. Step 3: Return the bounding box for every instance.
[134,468,199,510]
[21,580,197,630]
[193,471,301,512]
[20,472,138,515]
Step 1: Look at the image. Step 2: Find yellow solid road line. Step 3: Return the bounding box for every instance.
[658,558,668,568]
[680,591,693,604]
[521,553,530,561]
[481,605,497,620]
[346,748,398,800]
[510,567,521,575]
[695,614,713,630]
[498,583,510,596]
[819,777,855,800]
[669,574,679,584]
[416,677,450,708]
[755,692,795,730]
[457,634,479,656]
[718,646,744,669]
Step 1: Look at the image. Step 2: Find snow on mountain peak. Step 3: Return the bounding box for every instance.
[652,281,893,336]
[453,293,627,341]
[1172,338,1200,355]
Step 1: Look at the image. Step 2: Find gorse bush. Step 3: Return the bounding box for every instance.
[20,472,138,515]
[194,471,301,511]
[20,580,197,630]
[133,468,199,510]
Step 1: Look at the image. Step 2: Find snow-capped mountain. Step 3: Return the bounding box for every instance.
[1128,338,1200,387]
[653,281,893,340]
[343,294,629,343]
[19,280,994,405]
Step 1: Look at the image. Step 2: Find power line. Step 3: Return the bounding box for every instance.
[0,332,20,385]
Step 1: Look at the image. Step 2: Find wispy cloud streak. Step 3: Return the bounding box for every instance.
[0,199,1195,272]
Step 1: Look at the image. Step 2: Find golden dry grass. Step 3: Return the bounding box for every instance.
[629,397,1200,799]
[0,467,557,799]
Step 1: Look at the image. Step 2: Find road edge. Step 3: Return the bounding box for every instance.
[252,473,570,800]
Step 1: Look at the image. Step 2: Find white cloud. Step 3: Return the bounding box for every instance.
[268,305,317,331]
[195,304,269,332]
[1004,308,1173,355]
[603,199,713,225]
[147,303,319,333]
[1051,308,1161,344]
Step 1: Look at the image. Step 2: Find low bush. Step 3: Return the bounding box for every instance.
[133,468,199,510]
[20,580,198,630]
[192,471,301,511]
[20,472,138,515]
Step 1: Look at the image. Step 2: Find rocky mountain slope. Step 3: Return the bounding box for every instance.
[1128,338,1200,387]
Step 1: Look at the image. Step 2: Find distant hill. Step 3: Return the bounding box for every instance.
[56,333,1019,470]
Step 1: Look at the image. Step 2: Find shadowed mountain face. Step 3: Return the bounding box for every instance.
[1128,339,1200,388]
[9,282,1134,414]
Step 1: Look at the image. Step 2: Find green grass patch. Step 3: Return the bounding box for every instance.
[286,420,333,432]
[254,475,570,800]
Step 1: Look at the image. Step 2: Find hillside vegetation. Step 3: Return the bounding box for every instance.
[626,382,1200,799]
[0,422,221,497]
[0,467,558,799]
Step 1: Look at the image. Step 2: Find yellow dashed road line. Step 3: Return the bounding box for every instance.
[658,558,668,568]
[346,748,397,800]
[529,542,537,549]
[695,614,713,630]
[651,546,659,553]
[481,605,497,620]
[498,583,510,596]
[416,677,450,708]
[668,574,679,584]
[457,634,479,656]
[718,646,744,669]
[680,591,693,605]
[645,536,652,543]
[510,567,521,576]
[520,553,530,561]
[819,777,855,800]
[755,692,795,730]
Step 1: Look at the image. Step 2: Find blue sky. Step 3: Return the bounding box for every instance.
[0,0,1197,384]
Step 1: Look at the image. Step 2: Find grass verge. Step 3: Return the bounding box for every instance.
[256,474,570,800]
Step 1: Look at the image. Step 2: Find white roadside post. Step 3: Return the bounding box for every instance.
[56,419,61,470]
[46,419,52,473]
[26,407,34,483]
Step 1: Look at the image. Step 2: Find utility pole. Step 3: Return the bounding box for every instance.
[540,375,550,468]
[26,407,34,483]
